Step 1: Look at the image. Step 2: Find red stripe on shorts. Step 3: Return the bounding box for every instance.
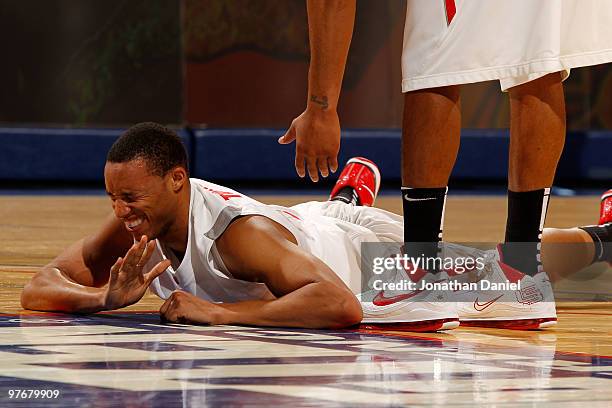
[445,0,456,25]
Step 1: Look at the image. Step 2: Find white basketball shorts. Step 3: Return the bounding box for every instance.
[401,0,612,92]
[290,201,404,293]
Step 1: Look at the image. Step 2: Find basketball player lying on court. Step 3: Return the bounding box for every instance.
[21,123,612,331]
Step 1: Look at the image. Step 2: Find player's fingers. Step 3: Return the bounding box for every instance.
[295,149,306,178]
[110,257,123,280]
[123,238,146,270]
[145,259,172,286]
[278,125,296,144]
[306,156,319,182]
[159,296,171,316]
[318,157,330,178]
[329,156,339,174]
[160,291,179,316]
[160,292,181,320]
[133,236,148,264]
[121,243,139,269]
[138,239,156,269]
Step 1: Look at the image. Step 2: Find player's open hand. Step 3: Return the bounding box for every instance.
[103,236,171,310]
[160,290,224,325]
[279,108,340,182]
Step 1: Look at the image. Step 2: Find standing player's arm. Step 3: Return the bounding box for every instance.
[160,215,363,329]
[21,213,134,313]
[279,0,356,182]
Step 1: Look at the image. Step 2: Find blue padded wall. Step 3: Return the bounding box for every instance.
[0,127,192,181]
[192,129,405,181]
[193,128,612,182]
[1,127,610,183]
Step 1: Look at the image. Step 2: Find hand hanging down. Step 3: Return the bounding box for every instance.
[279,108,340,182]
[279,0,356,182]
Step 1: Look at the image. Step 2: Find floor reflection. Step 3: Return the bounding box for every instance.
[0,313,610,407]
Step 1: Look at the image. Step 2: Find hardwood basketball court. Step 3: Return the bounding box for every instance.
[0,194,610,406]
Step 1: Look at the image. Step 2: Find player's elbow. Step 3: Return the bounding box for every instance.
[338,295,363,328]
[322,282,362,328]
[20,286,31,310]
[20,273,44,310]
[21,269,57,311]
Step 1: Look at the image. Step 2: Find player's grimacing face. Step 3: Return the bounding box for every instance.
[104,159,176,240]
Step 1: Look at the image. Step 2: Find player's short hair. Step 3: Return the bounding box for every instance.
[107,122,189,177]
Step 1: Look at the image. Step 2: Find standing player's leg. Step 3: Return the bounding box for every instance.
[456,75,564,329]
[401,86,461,265]
[503,72,566,275]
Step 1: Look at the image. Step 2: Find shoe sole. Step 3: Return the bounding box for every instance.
[347,157,381,200]
[460,317,557,330]
[359,317,460,332]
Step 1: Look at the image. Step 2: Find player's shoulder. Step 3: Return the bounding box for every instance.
[219,215,296,251]
[191,178,246,201]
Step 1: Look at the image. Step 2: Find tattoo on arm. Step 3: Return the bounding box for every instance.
[310,95,329,110]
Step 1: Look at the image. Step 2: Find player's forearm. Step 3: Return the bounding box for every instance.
[21,267,106,313]
[306,0,356,111]
[217,282,362,329]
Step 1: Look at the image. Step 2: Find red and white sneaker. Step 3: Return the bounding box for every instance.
[359,263,459,332]
[330,157,381,207]
[599,189,612,266]
[599,189,612,225]
[454,245,557,330]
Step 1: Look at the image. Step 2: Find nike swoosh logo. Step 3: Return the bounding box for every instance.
[473,294,504,311]
[373,289,423,306]
[403,195,437,202]
[373,279,446,306]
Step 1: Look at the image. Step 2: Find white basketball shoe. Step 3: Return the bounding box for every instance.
[359,266,460,332]
[453,245,557,330]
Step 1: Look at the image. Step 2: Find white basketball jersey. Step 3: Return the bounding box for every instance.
[146,179,309,302]
[402,0,612,91]
[145,179,396,302]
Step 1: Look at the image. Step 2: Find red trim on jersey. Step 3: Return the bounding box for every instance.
[445,0,456,25]
[201,185,242,201]
[282,210,302,221]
